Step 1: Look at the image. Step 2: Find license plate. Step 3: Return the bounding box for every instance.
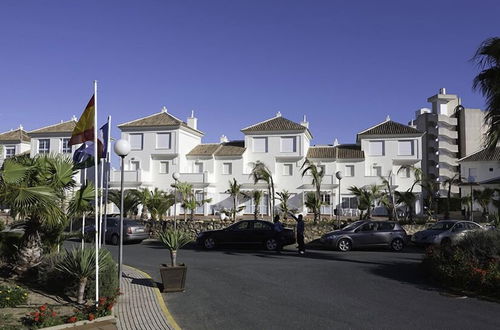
[136,228,144,233]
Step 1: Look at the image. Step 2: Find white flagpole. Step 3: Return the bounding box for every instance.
[103,115,111,246]
[99,157,104,248]
[81,167,87,250]
[93,80,100,305]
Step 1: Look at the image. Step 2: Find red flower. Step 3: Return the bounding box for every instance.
[67,316,78,323]
[88,313,95,321]
[106,304,114,311]
[34,316,39,322]
[39,305,47,312]
[98,297,107,305]
[51,311,57,317]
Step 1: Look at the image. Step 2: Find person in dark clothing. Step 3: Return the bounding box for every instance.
[273,215,284,252]
[288,212,305,254]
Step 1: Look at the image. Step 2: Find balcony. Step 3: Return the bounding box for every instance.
[299,174,336,190]
[438,140,458,153]
[437,127,458,140]
[178,172,213,187]
[110,170,152,187]
[437,114,457,127]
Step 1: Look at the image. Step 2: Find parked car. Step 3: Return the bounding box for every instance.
[85,218,149,245]
[320,220,408,252]
[196,220,295,250]
[0,221,26,237]
[411,220,485,246]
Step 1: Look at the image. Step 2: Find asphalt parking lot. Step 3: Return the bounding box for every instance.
[83,240,500,330]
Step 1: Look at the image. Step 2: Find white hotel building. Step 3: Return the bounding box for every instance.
[108,107,424,217]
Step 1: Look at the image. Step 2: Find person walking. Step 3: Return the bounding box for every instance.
[288,212,305,254]
[273,215,284,253]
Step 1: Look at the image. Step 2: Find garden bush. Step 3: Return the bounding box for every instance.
[0,232,23,263]
[422,230,500,298]
[0,284,28,307]
[84,249,119,300]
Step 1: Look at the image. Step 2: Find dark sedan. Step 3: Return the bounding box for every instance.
[196,220,295,250]
[320,220,408,252]
[85,217,149,245]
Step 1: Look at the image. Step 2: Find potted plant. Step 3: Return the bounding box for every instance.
[158,229,191,292]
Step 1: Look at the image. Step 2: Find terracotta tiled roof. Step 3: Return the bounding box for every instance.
[118,111,203,135]
[214,141,246,156]
[0,128,30,143]
[241,116,309,133]
[307,144,364,159]
[459,147,500,162]
[29,120,76,134]
[187,141,246,157]
[358,120,422,137]
[186,144,221,156]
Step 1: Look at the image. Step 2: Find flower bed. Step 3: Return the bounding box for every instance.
[0,284,28,307]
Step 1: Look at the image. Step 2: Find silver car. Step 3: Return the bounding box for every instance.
[320,220,408,252]
[411,220,485,246]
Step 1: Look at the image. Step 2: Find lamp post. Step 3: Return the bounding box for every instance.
[336,171,343,228]
[172,172,180,231]
[114,139,130,290]
[468,175,475,222]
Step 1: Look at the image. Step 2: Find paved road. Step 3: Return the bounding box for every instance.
[69,240,500,330]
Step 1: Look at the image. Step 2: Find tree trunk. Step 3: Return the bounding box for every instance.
[170,250,177,267]
[141,205,149,220]
[14,230,43,274]
[78,277,88,304]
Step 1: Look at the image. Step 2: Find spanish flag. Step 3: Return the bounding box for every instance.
[69,95,95,146]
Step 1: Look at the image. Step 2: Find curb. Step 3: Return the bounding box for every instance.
[41,315,116,330]
[124,264,182,330]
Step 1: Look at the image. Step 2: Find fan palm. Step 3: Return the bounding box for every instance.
[473,188,495,218]
[395,190,417,222]
[277,190,294,218]
[172,182,193,221]
[304,192,322,219]
[0,155,76,272]
[226,178,245,221]
[131,188,152,220]
[108,189,140,218]
[473,37,500,152]
[442,174,462,219]
[252,190,263,220]
[348,185,381,219]
[301,159,324,222]
[251,161,275,219]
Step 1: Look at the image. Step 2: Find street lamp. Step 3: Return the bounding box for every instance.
[172,172,180,231]
[468,175,475,222]
[336,171,343,228]
[114,139,130,290]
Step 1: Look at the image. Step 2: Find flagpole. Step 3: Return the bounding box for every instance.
[103,115,111,247]
[93,80,100,306]
[99,158,104,248]
[81,168,86,250]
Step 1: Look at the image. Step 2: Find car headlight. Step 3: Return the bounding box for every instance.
[325,234,337,240]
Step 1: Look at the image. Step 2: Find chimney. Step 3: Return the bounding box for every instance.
[71,115,77,121]
[161,106,168,113]
[276,111,282,117]
[187,110,197,130]
[333,138,339,146]
[220,134,229,143]
[300,115,309,128]
[439,88,446,95]
[385,115,391,121]
[19,124,23,130]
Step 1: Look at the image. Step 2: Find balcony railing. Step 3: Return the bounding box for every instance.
[178,172,213,184]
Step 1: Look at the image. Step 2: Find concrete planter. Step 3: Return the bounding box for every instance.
[160,264,187,293]
[41,315,115,330]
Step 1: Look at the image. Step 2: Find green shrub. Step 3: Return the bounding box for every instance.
[84,249,118,301]
[37,253,73,297]
[0,232,22,262]
[0,284,28,307]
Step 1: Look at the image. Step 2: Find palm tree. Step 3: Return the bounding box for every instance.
[276,190,292,218]
[442,174,462,219]
[226,178,244,221]
[251,161,275,219]
[348,185,381,219]
[0,154,76,272]
[184,193,211,221]
[251,190,263,220]
[379,173,397,221]
[131,188,152,220]
[301,159,324,222]
[304,192,322,219]
[108,190,140,218]
[172,182,193,221]
[473,37,500,152]
[473,188,495,218]
[395,190,417,222]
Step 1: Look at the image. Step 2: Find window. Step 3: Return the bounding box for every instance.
[345,165,354,177]
[283,164,293,176]
[318,165,326,174]
[253,222,272,230]
[368,141,384,156]
[253,137,268,153]
[341,197,358,209]
[195,162,203,173]
[232,221,250,231]
[321,193,331,205]
[399,167,410,178]
[222,163,232,175]
[61,138,71,153]
[129,134,143,150]
[468,168,477,181]
[38,139,50,154]
[156,133,171,149]
[377,222,395,231]
[130,161,140,171]
[490,168,494,172]
[281,137,296,153]
[372,165,382,177]
[398,140,414,156]
[4,146,15,158]
[160,161,169,174]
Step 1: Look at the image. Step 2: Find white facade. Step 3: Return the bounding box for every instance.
[110,110,424,217]
[0,126,31,166]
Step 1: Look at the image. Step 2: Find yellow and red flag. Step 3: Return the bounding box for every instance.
[69,95,95,146]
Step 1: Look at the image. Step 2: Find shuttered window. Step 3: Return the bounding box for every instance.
[129,134,143,150]
[398,140,414,156]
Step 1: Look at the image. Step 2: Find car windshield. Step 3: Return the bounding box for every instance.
[429,222,455,231]
[124,220,142,226]
[342,221,365,231]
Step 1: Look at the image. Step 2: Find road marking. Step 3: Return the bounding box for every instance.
[125,264,182,330]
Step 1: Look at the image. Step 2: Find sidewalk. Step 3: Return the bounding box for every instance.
[116,265,179,330]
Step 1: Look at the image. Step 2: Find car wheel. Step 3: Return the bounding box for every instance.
[203,237,216,250]
[265,238,278,251]
[111,234,119,246]
[337,238,352,252]
[391,238,404,251]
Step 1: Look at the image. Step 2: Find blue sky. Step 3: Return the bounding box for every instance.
[0,0,498,146]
